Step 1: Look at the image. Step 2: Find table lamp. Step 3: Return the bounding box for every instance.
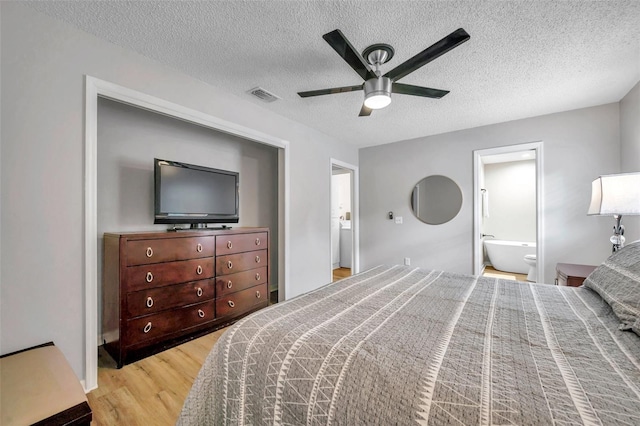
[588,172,640,252]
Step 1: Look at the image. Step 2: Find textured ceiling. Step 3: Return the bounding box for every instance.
[26,1,640,148]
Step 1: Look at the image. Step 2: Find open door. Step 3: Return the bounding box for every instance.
[473,142,544,282]
[330,159,359,282]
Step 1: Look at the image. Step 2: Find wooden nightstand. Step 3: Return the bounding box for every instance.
[555,263,597,287]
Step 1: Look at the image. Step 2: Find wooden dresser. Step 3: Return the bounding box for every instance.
[103,227,269,367]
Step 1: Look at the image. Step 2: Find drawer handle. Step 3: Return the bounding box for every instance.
[227,280,233,289]
[197,287,203,297]
[196,265,203,275]
[255,238,261,246]
[143,322,152,333]
[227,260,233,270]
[227,241,233,249]
[146,297,154,308]
[256,290,261,299]
[228,300,235,308]
[198,309,205,318]
[255,255,261,263]
[196,243,203,253]
[146,247,153,258]
[146,272,154,283]
[255,272,261,281]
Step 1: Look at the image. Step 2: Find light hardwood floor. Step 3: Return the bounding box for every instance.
[334,266,526,282]
[88,328,225,425]
[483,265,529,282]
[332,267,351,282]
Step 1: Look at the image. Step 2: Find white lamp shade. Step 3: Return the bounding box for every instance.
[588,172,640,216]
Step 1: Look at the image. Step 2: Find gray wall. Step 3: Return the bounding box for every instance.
[360,103,623,283]
[98,98,279,236]
[621,81,640,173]
[97,98,279,340]
[0,3,358,381]
[620,81,640,241]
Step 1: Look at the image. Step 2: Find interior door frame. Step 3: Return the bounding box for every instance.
[84,76,290,391]
[329,159,359,282]
[472,141,544,281]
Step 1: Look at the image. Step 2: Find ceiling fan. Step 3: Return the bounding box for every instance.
[298,28,470,116]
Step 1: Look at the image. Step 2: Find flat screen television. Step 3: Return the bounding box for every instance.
[154,158,239,227]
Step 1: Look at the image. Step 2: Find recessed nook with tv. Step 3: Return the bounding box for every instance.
[103,158,270,369]
[154,158,240,230]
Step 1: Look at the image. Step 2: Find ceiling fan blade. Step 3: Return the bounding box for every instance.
[359,104,372,117]
[384,28,470,82]
[298,85,363,98]
[392,83,450,99]
[323,29,376,81]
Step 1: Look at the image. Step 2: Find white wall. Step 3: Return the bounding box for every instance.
[332,173,351,220]
[483,160,536,242]
[360,103,621,283]
[0,2,357,381]
[620,81,640,242]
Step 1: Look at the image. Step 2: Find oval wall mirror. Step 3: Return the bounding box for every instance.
[411,175,463,225]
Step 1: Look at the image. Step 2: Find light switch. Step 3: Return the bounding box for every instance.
[395,216,403,224]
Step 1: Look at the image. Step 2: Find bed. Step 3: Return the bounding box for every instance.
[178,242,640,425]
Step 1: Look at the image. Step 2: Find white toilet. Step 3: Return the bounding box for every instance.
[524,254,537,282]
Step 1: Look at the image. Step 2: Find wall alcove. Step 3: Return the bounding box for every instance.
[96,96,280,341]
[85,76,290,391]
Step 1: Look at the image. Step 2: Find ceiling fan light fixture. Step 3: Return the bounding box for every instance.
[364,93,391,109]
[363,77,392,109]
[298,28,470,116]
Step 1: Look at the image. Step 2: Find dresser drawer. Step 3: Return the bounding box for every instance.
[216,249,267,275]
[216,283,268,318]
[216,267,267,296]
[125,300,215,345]
[126,236,215,266]
[216,232,267,256]
[126,279,215,318]
[104,228,270,367]
[125,258,214,291]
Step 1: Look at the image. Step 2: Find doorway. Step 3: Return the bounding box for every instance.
[473,142,544,283]
[330,160,359,282]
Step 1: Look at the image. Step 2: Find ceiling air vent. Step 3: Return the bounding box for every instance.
[247,87,280,103]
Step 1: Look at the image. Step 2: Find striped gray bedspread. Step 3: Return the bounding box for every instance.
[178,265,640,425]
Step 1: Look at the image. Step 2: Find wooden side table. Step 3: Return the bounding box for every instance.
[556,263,597,287]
